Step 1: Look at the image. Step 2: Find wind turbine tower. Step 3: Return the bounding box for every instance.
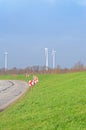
[45,48,48,71]
[52,50,56,69]
[4,51,8,71]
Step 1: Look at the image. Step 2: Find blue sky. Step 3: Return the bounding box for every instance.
[0,0,86,69]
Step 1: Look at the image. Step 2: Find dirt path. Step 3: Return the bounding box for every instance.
[0,80,29,112]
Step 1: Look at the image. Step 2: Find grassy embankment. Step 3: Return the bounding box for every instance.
[0,72,86,130]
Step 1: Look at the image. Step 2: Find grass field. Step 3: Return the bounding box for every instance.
[0,72,86,130]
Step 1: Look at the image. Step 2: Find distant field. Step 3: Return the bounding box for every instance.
[0,72,86,130]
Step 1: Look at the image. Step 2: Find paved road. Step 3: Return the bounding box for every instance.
[0,80,29,112]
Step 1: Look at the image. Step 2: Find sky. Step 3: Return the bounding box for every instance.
[0,0,86,69]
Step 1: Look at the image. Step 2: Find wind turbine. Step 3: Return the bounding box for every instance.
[45,48,48,71]
[52,50,56,69]
[4,51,8,71]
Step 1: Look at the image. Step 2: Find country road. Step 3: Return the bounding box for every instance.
[0,80,29,112]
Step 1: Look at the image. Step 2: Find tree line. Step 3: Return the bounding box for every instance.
[0,61,86,75]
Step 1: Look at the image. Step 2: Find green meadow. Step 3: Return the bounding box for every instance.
[0,72,86,130]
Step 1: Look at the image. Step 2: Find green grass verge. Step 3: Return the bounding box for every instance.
[0,72,86,130]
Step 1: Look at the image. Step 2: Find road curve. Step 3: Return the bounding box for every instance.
[0,80,29,112]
